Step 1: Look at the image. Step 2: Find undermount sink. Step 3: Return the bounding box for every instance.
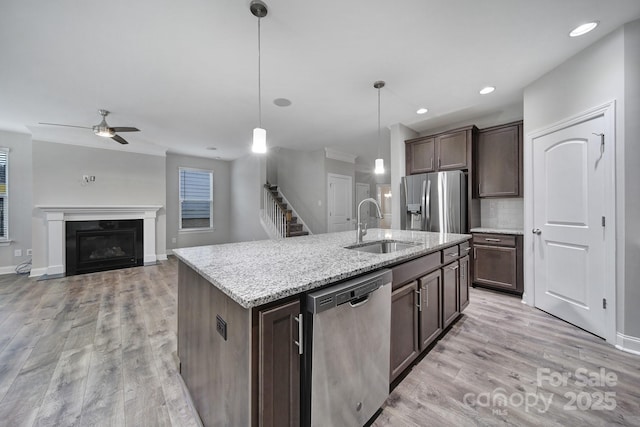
[345,240,420,254]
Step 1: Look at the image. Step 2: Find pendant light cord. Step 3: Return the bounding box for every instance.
[377,86,381,158]
[257,17,262,128]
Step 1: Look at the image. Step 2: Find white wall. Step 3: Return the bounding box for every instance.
[523,21,640,341]
[31,141,167,270]
[0,131,32,273]
[273,148,326,234]
[229,154,268,242]
[166,153,231,250]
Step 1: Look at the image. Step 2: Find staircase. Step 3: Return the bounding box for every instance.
[262,184,310,238]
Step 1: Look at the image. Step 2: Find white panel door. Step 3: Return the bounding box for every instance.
[328,174,353,232]
[532,115,606,337]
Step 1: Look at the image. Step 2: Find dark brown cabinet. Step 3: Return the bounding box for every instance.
[390,281,419,381]
[459,255,470,311]
[476,121,523,197]
[442,261,460,329]
[258,300,301,427]
[472,233,523,295]
[418,270,442,350]
[406,137,435,174]
[405,125,477,175]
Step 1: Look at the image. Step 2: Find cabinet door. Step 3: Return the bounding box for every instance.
[418,270,442,351]
[459,256,470,311]
[406,137,435,174]
[437,130,468,170]
[473,245,517,291]
[442,262,460,328]
[477,123,521,197]
[390,281,419,382]
[259,300,301,427]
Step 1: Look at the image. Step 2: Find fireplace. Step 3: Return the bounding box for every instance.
[65,219,143,276]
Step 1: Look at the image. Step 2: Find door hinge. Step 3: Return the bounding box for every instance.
[602,216,606,227]
[603,298,607,309]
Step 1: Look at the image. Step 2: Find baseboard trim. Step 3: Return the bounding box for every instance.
[29,267,47,278]
[157,254,168,261]
[615,332,640,355]
[0,265,17,275]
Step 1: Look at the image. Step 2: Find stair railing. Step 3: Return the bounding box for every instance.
[278,190,313,236]
[262,185,289,238]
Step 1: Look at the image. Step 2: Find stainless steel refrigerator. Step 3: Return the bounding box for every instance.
[400,171,467,233]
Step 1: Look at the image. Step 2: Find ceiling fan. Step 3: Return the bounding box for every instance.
[39,109,140,144]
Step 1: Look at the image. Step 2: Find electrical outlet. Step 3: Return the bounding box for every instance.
[216,315,227,341]
[14,249,22,257]
[171,237,177,244]
[26,249,32,256]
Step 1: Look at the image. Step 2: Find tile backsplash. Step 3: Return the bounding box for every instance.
[480,198,524,229]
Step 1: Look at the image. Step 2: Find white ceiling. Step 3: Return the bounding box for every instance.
[2,0,640,161]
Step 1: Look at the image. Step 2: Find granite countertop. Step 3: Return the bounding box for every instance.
[470,227,524,235]
[173,229,471,309]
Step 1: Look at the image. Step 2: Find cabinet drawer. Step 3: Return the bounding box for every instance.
[392,252,441,290]
[472,233,516,247]
[459,241,471,257]
[442,245,459,263]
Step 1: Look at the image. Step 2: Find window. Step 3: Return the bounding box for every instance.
[0,149,7,240]
[179,167,213,230]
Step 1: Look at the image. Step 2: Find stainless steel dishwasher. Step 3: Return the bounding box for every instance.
[306,269,392,427]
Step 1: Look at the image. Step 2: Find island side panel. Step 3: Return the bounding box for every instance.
[177,261,252,426]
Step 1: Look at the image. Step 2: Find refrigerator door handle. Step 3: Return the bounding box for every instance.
[424,179,431,231]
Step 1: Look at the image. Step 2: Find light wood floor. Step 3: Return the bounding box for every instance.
[0,258,638,426]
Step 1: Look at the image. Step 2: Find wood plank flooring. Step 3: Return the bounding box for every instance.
[0,258,638,426]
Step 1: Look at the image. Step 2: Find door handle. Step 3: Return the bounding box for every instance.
[532,228,542,235]
[415,289,422,312]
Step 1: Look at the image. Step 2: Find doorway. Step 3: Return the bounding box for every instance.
[526,102,616,342]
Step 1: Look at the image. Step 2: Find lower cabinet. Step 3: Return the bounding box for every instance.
[418,270,442,350]
[459,255,470,311]
[442,261,460,329]
[390,281,419,382]
[472,233,523,294]
[258,300,301,427]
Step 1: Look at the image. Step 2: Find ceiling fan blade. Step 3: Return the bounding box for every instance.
[111,134,129,145]
[111,127,140,132]
[38,122,92,129]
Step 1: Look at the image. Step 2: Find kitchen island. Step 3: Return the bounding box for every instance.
[173,229,470,427]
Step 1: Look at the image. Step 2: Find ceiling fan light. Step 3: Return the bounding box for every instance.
[93,127,115,137]
[252,127,267,153]
[374,158,385,174]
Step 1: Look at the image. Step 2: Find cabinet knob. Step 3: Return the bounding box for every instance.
[532,228,542,235]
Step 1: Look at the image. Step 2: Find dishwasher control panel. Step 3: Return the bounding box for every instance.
[307,269,392,314]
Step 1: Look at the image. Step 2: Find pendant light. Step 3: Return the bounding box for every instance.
[251,0,268,154]
[374,80,385,174]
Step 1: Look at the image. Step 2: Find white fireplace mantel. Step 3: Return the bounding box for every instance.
[36,205,163,277]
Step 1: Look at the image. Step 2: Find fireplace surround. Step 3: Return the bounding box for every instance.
[36,205,162,278]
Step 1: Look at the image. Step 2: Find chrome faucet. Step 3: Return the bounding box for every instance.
[356,198,383,243]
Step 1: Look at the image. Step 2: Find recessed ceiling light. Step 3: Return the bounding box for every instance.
[570,22,599,37]
[273,98,292,107]
[416,108,428,115]
[479,86,495,95]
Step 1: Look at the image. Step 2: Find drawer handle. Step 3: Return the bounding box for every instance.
[464,247,471,252]
[484,238,502,242]
[446,252,458,257]
[448,264,459,271]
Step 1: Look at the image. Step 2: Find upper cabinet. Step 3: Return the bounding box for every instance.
[405,125,477,175]
[475,121,523,198]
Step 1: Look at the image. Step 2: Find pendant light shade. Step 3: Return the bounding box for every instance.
[374,158,385,174]
[251,1,268,154]
[374,80,385,175]
[252,127,267,153]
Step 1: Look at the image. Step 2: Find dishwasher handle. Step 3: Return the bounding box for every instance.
[349,294,371,308]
